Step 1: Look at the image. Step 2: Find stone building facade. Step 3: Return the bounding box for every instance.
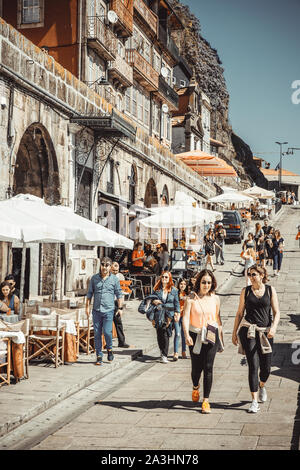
[0,17,217,298]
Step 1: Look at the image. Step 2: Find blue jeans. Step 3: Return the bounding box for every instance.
[173,317,186,354]
[273,252,283,271]
[92,309,114,358]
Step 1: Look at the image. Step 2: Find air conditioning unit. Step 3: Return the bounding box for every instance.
[172,77,176,85]
[180,80,186,88]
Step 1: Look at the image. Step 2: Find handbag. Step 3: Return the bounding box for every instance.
[206,323,217,344]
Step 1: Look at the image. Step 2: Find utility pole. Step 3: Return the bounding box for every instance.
[275,141,288,191]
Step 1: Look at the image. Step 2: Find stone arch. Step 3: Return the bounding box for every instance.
[144,178,158,208]
[13,123,60,204]
[12,123,61,297]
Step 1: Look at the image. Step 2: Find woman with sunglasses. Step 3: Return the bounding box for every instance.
[232,265,280,413]
[183,270,223,414]
[152,271,180,363]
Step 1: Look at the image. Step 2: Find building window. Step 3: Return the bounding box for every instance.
[132,88,137,117]
[129,165,136,205]
[106,159,114,194]
[144,96,150,126]
[166,114,171,141]
[125,88,131,113]
[18,0,44,29]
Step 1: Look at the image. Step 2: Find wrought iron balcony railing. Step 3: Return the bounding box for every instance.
[86,16,117,61]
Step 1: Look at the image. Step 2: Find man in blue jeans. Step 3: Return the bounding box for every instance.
[86,257,124,365]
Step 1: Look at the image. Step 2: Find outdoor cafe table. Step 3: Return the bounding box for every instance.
[31,311,79,363]
[126,272,156,293]
[0,329,25,380]
[0,313,19,324]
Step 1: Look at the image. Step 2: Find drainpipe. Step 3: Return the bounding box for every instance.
[78,0,83,81]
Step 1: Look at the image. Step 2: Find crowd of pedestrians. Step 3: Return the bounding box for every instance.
[241,219,285,279]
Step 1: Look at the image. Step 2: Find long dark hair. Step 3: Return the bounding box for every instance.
[177,277,188,294]
[0,281,13,301]
[194,269,217,296]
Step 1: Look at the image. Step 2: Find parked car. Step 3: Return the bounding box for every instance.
[215,210,245,243]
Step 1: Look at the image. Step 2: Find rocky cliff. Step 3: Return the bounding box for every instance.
[169,0,266,188]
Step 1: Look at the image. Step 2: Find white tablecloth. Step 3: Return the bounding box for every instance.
[0,330,25,345]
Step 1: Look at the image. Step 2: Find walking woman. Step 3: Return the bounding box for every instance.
[254,223,264,247]
[215,223,226,265]
[232,265,280,413]
[271,229,285,276]
[242,248,256,285]
[152,271,180,363]
[265,227,274,266]
[0,281,20,315]
[182,270,223,414]
[204,229,220,272]
[176,278,188,359]
[242,232,255,252]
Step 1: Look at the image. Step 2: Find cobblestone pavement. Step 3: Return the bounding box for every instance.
[27,206,299,451]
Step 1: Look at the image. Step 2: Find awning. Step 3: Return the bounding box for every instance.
[176,150,237,176]
[210,138,226,147]
[70,110,137,141]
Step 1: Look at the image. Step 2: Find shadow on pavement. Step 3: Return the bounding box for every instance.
[270,341,300,450]
[95,399,250,413]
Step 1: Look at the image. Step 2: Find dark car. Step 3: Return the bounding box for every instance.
[215,210,245,243]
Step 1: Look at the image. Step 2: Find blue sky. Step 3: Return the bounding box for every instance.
[183,0,300,174]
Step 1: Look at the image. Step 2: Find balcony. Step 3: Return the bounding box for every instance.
[133,0,158,38]
[125,49,159,91]
[110,0,133,37]
[158,25,180,63]
[86,17,117,61]
[108,54,133,88]
[154,75,179,111]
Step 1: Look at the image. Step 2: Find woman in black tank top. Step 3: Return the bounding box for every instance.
[232,265,280,413]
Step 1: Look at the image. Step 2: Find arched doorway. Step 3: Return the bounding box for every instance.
[12,123,61,298]
[144,178,158,208]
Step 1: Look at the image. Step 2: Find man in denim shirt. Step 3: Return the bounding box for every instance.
[86,257,124,365]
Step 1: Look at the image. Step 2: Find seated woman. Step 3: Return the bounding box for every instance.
[0,281,20,315]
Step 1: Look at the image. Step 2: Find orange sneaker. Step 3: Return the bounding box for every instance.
[192,388,200,402]
[202,400,211,414]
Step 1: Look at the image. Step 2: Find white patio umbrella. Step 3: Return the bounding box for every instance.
[140,205,222,229]
[242,186,274,199]
[1,194,133,315]
[208,192,256,204]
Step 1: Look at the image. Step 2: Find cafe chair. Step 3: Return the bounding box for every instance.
[125,276,145,300]
[53,308,80,359]
[0,337,11,387]
[28,313,65,368]
[77,311,95,355]
[0,319,30,380]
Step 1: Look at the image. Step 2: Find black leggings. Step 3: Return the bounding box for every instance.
[189,330,219,398]
[239,327,273,393]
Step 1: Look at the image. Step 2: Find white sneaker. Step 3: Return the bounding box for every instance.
[248,400,260,413]
[160,355,168,363]
[259,386,267,402]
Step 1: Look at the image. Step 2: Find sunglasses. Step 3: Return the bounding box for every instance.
[162,275,169,279]
[201,281,212,285]
[101,263,111,267]
[247,272,258,277]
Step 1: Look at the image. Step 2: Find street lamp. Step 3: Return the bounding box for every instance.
[275,141,288,191]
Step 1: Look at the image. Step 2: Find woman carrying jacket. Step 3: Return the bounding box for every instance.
[182,269,223,414]
[152,271,180,363]
[232,265,280,413]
